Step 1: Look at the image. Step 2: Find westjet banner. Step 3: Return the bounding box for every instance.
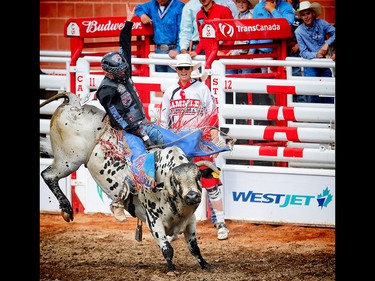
[222,166,335,226]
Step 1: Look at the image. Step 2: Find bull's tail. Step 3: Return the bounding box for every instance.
[40,91,78,157]
[39,91,70,108]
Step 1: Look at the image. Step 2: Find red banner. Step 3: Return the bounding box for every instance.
[64,16,153,38]
[201,18,293,41]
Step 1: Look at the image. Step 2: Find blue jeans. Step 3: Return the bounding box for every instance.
[226,68,260,75]
[289,54,304,102]
[143,124,164,145]
[302,67,334,104]
[155,47,176,73]
[287,53,302,77]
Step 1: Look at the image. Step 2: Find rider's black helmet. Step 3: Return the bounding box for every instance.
[101,51,130,82]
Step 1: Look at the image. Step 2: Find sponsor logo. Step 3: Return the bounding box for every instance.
[316,187,333,209]
[216,22,282,38]
[232,187,333,209]
[82,20,125,33]
[235,23,281,33]
[218,23,234,38]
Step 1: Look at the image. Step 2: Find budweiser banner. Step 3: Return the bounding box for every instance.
[64,16,153,38]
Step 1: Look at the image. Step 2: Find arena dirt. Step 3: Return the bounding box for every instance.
[40,212,335,281]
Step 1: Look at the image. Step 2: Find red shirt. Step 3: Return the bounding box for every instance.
[195,2,234,55]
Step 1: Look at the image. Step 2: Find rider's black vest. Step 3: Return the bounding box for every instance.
[98,77,146,129]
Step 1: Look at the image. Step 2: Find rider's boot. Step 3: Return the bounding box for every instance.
[110,201,127,222]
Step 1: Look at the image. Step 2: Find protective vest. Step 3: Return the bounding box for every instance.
[98,77,146,130]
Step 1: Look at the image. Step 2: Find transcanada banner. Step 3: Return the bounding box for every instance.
[201,18,293,40]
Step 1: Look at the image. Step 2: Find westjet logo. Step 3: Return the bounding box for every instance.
[232,187,333,209]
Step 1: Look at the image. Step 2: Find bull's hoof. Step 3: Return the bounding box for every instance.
[202,263,216,270]
[61,210,74,222]
[166,271,179,276]
[166,264,177,274]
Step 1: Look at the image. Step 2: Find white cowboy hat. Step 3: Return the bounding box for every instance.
[296,1,322,17]
[191,69,208,82]
[169,54,201,71]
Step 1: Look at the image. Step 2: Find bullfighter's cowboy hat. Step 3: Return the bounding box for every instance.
[169,54,201,71]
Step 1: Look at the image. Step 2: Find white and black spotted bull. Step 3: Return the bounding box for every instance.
[40,92,219,272]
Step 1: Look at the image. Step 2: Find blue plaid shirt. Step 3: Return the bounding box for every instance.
[294,19,335,60]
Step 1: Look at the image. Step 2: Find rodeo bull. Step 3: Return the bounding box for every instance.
[40,92,220,272]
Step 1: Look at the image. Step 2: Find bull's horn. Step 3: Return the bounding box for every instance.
[195,160,220,174]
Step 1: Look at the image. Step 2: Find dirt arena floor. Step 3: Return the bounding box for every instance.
[40,212,335,281]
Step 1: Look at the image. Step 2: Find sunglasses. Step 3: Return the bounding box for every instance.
[176,66,191,71]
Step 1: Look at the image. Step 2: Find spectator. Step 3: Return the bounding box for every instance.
[286,0,303,79]
[97,4,163,222]
[224,0,241,17]
[328,36,335,61]
[135,0,185,72]
[190,0,234,58]
[250,0,295,72]
[294,1,335,103]
[160,54,230,240]
[226,0,259,70]
[174,0,237,58]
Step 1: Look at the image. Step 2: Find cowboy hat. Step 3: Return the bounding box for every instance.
[296,1,322,17]
[235,0,259,7]
[191,69,208,82]
[245,0,259,8]
[169,54,201,71]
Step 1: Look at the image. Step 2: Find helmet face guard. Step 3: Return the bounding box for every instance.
[101,52,130,82]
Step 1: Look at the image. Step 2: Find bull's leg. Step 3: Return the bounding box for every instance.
[160,240,176,272]
[153,232,177,272]
[144,215,177,272]
[41,165,74,222]
[184,224,216,270]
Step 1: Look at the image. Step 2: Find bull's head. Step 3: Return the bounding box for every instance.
[164,161,221,206]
